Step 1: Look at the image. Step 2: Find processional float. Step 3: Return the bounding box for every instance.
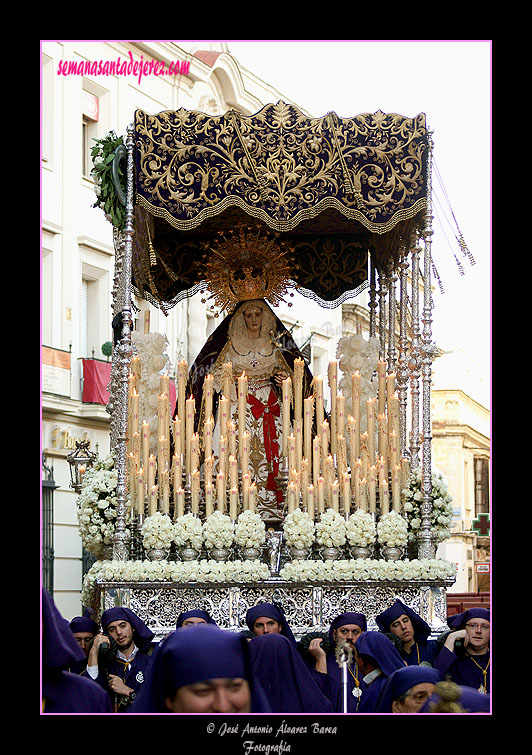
[88,102,456,639]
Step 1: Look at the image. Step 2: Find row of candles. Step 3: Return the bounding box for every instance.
[125,354,410,522]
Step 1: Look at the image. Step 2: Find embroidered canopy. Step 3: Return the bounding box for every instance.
[129,102,429,311]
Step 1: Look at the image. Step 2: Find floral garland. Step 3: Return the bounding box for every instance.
[377,510,409,548]
[346,509,377,548]
[141,511,175,551]
[202,511,235,550]
[315,508,347,549]
[235,510,267,550]
[403,468,454,544]
[173,513,204,551]
[90,131,126,230]
[81,558,270,607]
[280,558,457,583]
[282,508,315,549]
[76,453,129,558]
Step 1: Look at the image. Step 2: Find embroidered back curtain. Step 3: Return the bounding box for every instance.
[131,102,429,310]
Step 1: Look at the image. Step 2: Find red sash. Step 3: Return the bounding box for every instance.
[247,389,283,504]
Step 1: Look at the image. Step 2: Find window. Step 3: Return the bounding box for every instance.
[474,457,489,516]
[81,89,99,178]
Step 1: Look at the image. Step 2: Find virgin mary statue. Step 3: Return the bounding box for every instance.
[182,298,315,528]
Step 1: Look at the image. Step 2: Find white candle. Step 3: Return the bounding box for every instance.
[227,420,237,458]
[331,479,339,512]
[288,433,296,472]
[147,454,157,493]
[149,484,158,516]
[203,416,213,461]
[205,482,214,518]
[185,395,195,476]
[307,484,315,520]
[352,371,361,445]
[191,469,200,515]
[248,482,257,514]
[175,486,185,519]
[142,420,150,473]
[230,485,238,521]
[216,471,226,512]
[160,468,170,514]
[377,359,387,416]
[282,376,292,457]
[317,476,325,514]
[229,454,238,489]
[368,465,377,513]
[177,359,187,424]
[392,464,402,512]
[287,482,297,513]
[328,361,338,456]
[219,395,229,442]
[314,375,324,430]
[242,473,250,511]
[313,435,321,486]
[343,471,351,516]
[190,433,200,476]
[137,467,144,516]
[240,431,250,474]
[203,373,214,421]
[294,357,304,425]
[304,395,314,462]
[237,372,248,445]
[367,397,376,463]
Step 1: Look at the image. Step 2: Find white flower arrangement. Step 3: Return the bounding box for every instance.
[315,508,347,548]
[346,510,377,547]
[377,510,409,548]
[81,557,271,605]
[141,511,175,551]
[282,508,315,549]
[173,512,204,551]
[76,453,129,557]
[403,468,454,544]
[202,511,235,550]
[279,557,457,583]
[235,510,266,550]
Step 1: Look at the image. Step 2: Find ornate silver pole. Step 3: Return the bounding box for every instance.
[409,243,422,470]
[112,124,135,562]
[368,256,377,339]
[387,262,397,372]
[397,251,410,458]
[417,130,436,560]
[377,267,387,359]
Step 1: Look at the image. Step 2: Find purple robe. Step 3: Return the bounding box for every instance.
[96,606,155,710]
[375,665,442,712]
[354,631,406,713]
[435,607,490,692]
[245,603,297,645]
[248,633,332,713]
[376,598,440,666]
[41,589,112,714]
[129,624,271,713]
[176,609,218,628]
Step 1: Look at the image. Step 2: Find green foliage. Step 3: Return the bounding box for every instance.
[90,131,126,230]
[101,341,113,359]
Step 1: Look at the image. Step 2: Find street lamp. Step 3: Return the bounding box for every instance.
[67,440,97,494]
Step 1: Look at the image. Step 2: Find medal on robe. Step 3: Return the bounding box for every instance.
[352,686,362,698]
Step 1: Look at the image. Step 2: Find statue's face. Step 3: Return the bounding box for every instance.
[243,306,263,336]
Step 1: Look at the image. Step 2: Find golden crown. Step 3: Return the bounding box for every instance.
[200,224,295,312]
